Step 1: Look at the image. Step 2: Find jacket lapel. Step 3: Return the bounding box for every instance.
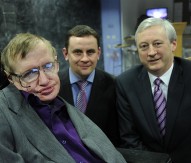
[86,69,102,114]
[59,69,74,105]
[65,101,106,160]
[164,60,184,146]
[137,68,162,141]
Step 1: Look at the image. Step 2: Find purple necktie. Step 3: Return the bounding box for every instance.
[154,78,166,136]
[76,81,88,113]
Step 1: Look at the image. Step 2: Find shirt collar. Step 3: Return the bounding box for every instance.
[21,91,64,109]
[21,90,33,102]
[69,67,95,84]
[148,63,174,87]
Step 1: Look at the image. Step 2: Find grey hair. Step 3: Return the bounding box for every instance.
[135,18,177,43]
[1,33,57,73]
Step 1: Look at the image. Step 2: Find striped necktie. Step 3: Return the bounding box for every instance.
[153,78,166,136]
[76,81,88,113]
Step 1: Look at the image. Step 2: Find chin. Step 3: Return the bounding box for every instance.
[78,71,88,77]
[39,91,58,102]
[39,96,56,103]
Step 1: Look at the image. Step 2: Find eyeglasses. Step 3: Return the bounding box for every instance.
[10,60,59,88]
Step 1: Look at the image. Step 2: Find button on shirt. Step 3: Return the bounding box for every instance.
[22,91,104,163]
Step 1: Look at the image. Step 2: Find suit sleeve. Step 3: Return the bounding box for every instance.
[116,76,148,150]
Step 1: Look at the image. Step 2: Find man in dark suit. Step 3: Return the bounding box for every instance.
[0,33,126,163]
[116,17,191,162]
[59,25,119,146]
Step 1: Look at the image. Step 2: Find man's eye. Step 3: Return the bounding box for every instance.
[87,50,96,55]
[22,69,38,79]
[139,44,148,50]
[73,50,82,55]
[154,42,162,47]
[44,62,53,69]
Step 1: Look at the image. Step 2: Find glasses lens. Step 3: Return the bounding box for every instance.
[43,62,59,74]
[21,68,39,83]
[18,61,58,87]
[43,62,54,72]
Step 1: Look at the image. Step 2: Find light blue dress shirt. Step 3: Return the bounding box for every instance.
[69,68,95,107]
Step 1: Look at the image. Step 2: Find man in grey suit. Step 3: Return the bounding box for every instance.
[116,17,191,162]
[0,33,126,163]
[59,25,119,146]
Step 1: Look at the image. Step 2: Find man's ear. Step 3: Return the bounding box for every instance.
[4,71,13,83]
[54,55,58,60]
[62,48,68,61]
[171,40,177,52]
[98,47,101,60]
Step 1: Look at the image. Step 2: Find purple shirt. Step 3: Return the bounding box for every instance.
[22,91,105,163]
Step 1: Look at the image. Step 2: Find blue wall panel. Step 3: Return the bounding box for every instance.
[101,0,122,76]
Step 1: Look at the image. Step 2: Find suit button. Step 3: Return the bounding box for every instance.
[61,140,67,145]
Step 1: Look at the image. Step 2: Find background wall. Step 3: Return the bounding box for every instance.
[121,0,174,37]
[101,0,122,76]
[120,0,174,72]
[0,0,103,72]
[0,0,180,78]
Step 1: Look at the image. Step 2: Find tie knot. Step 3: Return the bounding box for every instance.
[77,81,88,90]
[154,78,162,86]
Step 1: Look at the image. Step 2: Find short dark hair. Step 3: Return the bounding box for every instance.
[64,25,100,49]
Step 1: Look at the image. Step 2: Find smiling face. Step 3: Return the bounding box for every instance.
[11,41,60,102]
[136,25,177,76]
[63,35,101,79]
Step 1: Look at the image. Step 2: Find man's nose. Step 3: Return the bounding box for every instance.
[81,53,89,61]
[148,45,157,56]
[38,70,49,85]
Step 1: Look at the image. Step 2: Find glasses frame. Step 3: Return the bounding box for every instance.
[9,60,59,88]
